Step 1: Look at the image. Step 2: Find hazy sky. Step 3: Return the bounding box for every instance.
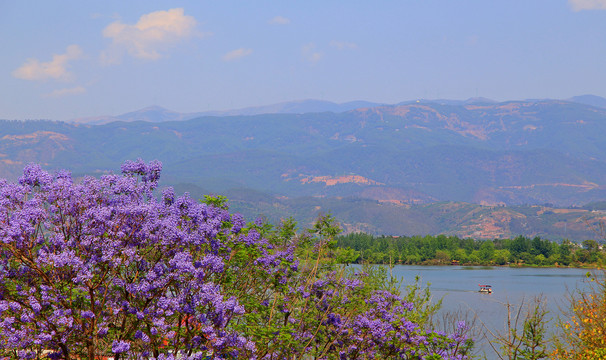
[1,0,605,120]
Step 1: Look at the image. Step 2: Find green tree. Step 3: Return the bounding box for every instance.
[531,236,553,258]
[453,248,468,263]
[435,250,451,264]
[558,241,574,265]
[479,241,496,263]
[510,236,531,256]
[494,249,512,265]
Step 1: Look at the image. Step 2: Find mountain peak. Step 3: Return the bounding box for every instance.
[568,94,606,109]
[138,105,171,112]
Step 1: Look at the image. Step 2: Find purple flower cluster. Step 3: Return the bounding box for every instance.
[0,160,472,359]
[244,268,472,359]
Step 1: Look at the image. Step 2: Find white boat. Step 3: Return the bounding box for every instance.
[478,284,493,294]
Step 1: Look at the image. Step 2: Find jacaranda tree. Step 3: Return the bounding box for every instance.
[0,160,472,359]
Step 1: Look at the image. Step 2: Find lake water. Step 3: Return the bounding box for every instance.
[387,265,597,359]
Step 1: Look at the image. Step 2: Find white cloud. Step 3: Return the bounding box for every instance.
[569,0,606,11]
[330,41,358,50]
[101,8,197,63]
[13,45,83,81]
[302,43,323,63]
[269,16,290,25]
[222,48,253,61]
[43,86,86,98]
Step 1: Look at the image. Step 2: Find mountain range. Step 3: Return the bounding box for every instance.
[2,95,606,240]
[69,100,388,125]
[67,95,606,124]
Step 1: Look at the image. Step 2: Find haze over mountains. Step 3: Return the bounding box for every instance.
[68,95,606,125]
[69,100,389,125]
[3,95,606,240]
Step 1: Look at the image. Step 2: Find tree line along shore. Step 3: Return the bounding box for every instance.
[335,233,606,267]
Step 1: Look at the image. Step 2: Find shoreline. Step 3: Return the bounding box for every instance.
[343,261,604,269]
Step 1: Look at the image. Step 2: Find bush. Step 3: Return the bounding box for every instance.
[555,271,606,359]
[0,160,472,359]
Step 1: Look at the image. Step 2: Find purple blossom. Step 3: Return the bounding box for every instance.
[81,310,95,319]
[112,340,131,353]
[0,160,472,359]
[200,254,225,273]
[19,163,52,187]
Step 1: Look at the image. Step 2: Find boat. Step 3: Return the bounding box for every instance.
[478,284,493,294]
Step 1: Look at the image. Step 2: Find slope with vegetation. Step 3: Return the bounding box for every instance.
[3,99,606,241]
[2,99,606,206]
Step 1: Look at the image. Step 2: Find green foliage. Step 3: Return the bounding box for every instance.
[200,194,229,209]
[336,233,606,267]
[334,247,360,264]
[479,241,495,262]
[402,275,442,328]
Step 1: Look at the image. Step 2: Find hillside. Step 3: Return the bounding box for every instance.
[205,189,606,241]
[170,182,606,241]
[3,98,606,240]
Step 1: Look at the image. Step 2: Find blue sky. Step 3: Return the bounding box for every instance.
[1,0,605,120]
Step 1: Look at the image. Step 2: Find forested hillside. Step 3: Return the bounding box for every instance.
[3,99,606,240]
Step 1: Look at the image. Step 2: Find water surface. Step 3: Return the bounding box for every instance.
[389,265,596,359]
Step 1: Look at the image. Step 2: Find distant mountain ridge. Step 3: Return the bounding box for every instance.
[69,99,387,125]
[70,106,203,125]
[568,94,606,109]
[198,99,386,117]
[68,95,606,125]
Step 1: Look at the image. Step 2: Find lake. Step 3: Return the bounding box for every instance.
[387,265,597,359]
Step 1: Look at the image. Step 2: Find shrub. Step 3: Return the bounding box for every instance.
[555,271,606,359]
